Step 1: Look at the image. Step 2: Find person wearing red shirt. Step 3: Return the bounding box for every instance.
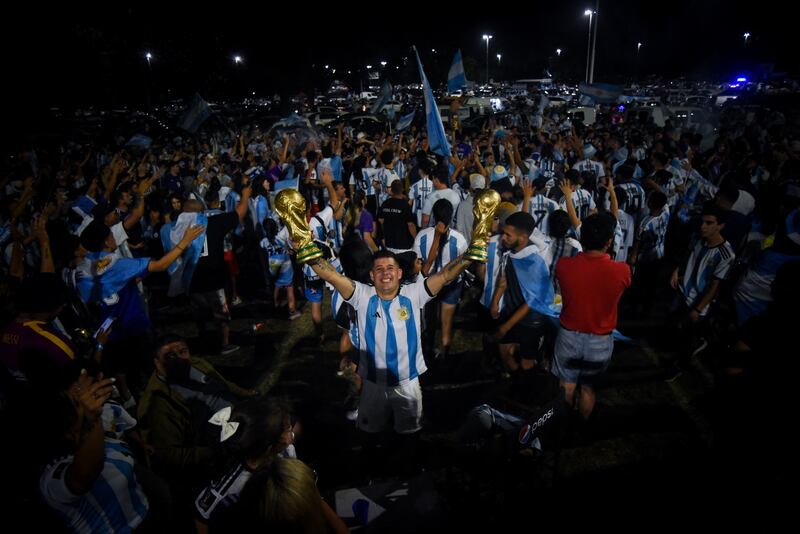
[555,212,631,419]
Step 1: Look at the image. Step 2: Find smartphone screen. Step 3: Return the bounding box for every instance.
[94,317,115,339]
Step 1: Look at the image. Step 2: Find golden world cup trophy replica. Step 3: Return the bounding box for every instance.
[274,189,323,264]
[465,188,501,263]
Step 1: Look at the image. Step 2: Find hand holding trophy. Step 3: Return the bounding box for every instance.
[274,189,323,264]
[465,188,501,263]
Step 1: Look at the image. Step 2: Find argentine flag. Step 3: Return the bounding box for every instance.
[370,80,393,114]
[178,93,213,134]
[447,49,467,94]
[414,47,451,158]
[396,110,416,132]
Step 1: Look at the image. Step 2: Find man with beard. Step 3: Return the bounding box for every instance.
[137,335,257,515]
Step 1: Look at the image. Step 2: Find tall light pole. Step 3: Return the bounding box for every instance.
[556,48,562,57]
[497,53,502,66]
[589,0,600,84]
[144,52,153,108]
[637,42,642,54]
[584,10,593,83]
[483,34,493,84]
[233,55,243,65]
[743,32,751,45]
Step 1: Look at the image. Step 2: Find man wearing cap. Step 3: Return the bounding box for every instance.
[454,174,486,244]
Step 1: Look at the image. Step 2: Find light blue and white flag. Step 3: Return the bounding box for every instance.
[578,83,623,104]
[273,178,300,193]
[126,134,153,149]
[178,93,213,134]
[447,49,467,94]
[370,80,393,114]
[161,212,208,296]
[396,110,416,132]
[414,47,451,158]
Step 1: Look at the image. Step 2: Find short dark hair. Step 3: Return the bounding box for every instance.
[372,249,400,267]
[432,199,454,226]
[647,191,668,211]
[701,201,727,225]
[651,152,669,167]
[154,333,186,357]
[224,397,291,462]
[615,164,634,181]
[565,169,581,185]
[548,210,571,239]
[504,211,536,236]
[579,212,616,251]
[380,149,394,166]
[390,180,404,195]
[79,220,111,252]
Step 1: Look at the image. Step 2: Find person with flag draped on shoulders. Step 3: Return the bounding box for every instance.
[72,217,204,406]
[160,174,253,355]
[489,212,557,377]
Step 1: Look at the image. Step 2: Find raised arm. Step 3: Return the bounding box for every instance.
[148,224,205,273]
[559,181,581,229]
[308,258,355,299]
[235,176,253,221]
[425,254,473,296]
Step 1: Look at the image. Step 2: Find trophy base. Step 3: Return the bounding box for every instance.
[465,245,488,263]
[297,243,324,264]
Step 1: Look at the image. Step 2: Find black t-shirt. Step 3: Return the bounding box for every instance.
[378,197,416,250]
[190,211,240,293]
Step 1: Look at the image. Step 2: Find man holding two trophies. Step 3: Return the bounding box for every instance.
[274,186,500,440]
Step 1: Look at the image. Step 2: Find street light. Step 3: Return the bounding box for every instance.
[380,61,387,67]
[366,64,373,69]
[584,9,593,83]
[637,42,642,54]
[483,34,493,83]
[556,48,562,57]
[233,55,243,65]
[743,32,751,44]
[496,53,502,65]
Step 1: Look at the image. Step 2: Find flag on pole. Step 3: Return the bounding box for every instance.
[396,110,416,132]
[369,80,393,114]
[414,47,451,158]
[447,49,467,94]
[178,93,213,133]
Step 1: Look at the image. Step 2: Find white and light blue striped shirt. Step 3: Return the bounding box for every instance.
[480,235,505,309]
[346,278,435,386]
[526,194,560,235]
[409,177,433,227]
[40,438,149,533]
[413,227,468,275]
[637,209,671,262]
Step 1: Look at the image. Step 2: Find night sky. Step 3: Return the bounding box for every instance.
[4,1,796,116]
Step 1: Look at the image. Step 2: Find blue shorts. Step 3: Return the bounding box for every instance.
[553,326,614,386]
[273,262,294,288]
[304,278,324,303]
[438,280,463,305]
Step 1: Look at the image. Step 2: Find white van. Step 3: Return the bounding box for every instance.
[667,106,707,129]
[567,106,597,126]
[624,105,672,127]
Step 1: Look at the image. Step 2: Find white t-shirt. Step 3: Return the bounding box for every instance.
[421,188,461,226]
